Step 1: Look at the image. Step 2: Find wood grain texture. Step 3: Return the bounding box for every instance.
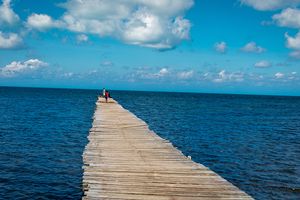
[82,97,253,200]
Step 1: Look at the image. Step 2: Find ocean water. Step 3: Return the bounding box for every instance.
[0,87,97,199]
[0,87,300,199]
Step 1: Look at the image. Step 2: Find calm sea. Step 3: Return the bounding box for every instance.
[0,87,299,199]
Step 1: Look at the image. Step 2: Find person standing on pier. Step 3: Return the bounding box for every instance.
[105,90,110,103]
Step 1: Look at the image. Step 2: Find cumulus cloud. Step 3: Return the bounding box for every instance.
[285,32,300,50]
[0,31,22,49]
[26,0,194,50]
[255,60,272,68]
[213,70,244,83]
[177,70,194,79]
[135,67,298,84]
[266,7,300,59]
[273,8,300,28]
[76,34,88,43]
[284,32,300,59]
[275,72,284,78]
[129,67,171,80]
[27,13,62,30]
[240,0,300,11]
[1,59,48,77]
[213,70,226,82]
[121,12,190,49]
[156,68,169,77]
[241,42,266,53]
[0,0,19,26]
[214,41,227,53]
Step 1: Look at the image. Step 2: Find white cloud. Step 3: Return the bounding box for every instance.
[241,42,266,53]
[272,9,300,59]
[213,70,244,83]
[0,0,19,26]
[157,68,169,77]
[177,70,194,79]
[27,14,62,30]
[214,41,227,53]
[273,8,300,28]
[275,72,284,78]
[27,0,194,50]
[61,14,117,36]
[213,70,227,82]
[240,0,300,11]
[72,67,300,84]
[122,13,190,49]
[285,32,300,50]
[255,60,272,68]
[1,59,48,77]
[76,34,88,43]
[0,31,22,49]
[121,8,168,48]
[130,67,170,80]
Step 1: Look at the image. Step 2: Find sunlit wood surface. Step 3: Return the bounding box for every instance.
[82,97,252,200]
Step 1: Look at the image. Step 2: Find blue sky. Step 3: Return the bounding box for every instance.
[0,0,300,95]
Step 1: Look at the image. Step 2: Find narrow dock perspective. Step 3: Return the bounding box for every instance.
[82,97,253,200]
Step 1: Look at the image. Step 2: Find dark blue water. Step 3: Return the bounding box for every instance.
[0,87,299,199]
[0,87,97,199]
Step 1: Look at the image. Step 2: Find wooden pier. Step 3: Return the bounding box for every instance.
[82,97,252,200]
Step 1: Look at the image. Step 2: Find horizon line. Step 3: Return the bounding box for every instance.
[1,85,300,98]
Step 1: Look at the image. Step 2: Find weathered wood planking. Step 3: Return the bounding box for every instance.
[82,97,252,200]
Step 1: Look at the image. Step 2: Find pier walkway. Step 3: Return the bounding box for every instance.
[82,98,252,200]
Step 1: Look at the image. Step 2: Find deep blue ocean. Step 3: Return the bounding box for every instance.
[0,87,299,200]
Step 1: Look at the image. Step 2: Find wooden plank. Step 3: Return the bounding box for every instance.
[82,97,252,200]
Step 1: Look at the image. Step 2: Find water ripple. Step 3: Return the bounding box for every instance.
[0,87,97,200]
